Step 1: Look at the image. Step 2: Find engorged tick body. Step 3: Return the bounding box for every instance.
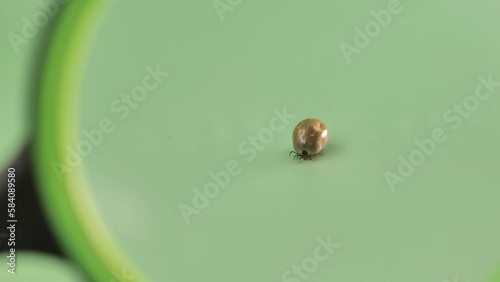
[290,118,328,161]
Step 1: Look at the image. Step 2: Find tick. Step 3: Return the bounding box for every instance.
[289,118,328,161]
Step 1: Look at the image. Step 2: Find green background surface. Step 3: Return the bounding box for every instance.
[32,0,500,281]
[0,0,42,168]
[0,251,85,282]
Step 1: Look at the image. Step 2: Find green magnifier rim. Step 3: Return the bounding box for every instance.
[35,1,145,281]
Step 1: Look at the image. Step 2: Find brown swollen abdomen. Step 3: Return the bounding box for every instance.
[292,118,328,155]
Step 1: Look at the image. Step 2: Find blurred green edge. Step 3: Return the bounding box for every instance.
[35,1,146,281]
